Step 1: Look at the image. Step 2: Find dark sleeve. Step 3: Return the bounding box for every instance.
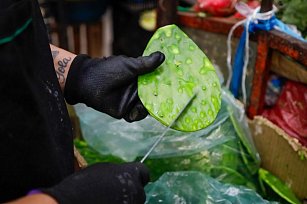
[0,0,74,202]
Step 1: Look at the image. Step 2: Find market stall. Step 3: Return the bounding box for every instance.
[59,0,307,203]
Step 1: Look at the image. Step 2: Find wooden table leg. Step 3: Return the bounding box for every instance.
[247,31,272,118]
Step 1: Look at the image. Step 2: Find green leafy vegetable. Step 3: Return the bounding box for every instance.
[138,24,221,131]
[276,0,307,38]
[74,139,124,165]
[259,168,301,204]
[229,107,260,174]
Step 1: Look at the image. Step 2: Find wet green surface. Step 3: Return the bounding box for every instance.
[138,25,221,131]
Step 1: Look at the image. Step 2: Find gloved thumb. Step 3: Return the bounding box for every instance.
[123,98,148,122]
[136,51,165,75]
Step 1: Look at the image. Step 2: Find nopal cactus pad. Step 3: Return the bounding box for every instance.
[138,24,221,131]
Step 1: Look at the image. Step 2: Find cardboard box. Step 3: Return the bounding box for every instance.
[249,116,307,200]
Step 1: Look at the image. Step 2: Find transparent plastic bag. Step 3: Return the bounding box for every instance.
[74,87,260,188]
[145,171,277,204]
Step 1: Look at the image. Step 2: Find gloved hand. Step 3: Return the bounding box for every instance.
[41,162,150,204]
[64,52,165,122]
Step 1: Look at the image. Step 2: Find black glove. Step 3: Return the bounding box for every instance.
[42,162,150,204]
[64,52,165,122]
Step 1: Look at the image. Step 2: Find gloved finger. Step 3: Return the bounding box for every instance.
[135,185,147,204]
[131,162,150,187]
[136,51,165,75]
[123,98,148,122]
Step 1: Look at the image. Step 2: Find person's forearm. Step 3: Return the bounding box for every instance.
[50,44,77,91]
[7,193,57,204]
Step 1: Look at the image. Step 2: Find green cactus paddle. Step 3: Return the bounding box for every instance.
[138,24,221,131]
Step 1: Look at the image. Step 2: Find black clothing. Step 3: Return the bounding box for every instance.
[0,0,74,202]
[42,162,150,204]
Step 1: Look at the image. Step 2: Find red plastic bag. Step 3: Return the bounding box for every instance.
[262,80,307,147]
[194,0,237,17]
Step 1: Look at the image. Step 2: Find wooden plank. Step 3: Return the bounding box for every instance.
[86,21,103,57]
[178,13,244,38]
[74,146,88,170]
[268,30,307,67]
[271,51,307,84]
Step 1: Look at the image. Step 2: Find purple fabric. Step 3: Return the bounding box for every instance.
[27,189,41,195]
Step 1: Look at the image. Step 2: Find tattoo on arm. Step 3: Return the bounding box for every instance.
[52,50,59,59]
[55,57,71,84]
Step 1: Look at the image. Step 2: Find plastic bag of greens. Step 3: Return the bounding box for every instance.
[145,171,277,204]
[74,88,260,187]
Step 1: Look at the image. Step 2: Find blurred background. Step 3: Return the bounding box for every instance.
[39,0,161,57]
[38,0,307,59]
